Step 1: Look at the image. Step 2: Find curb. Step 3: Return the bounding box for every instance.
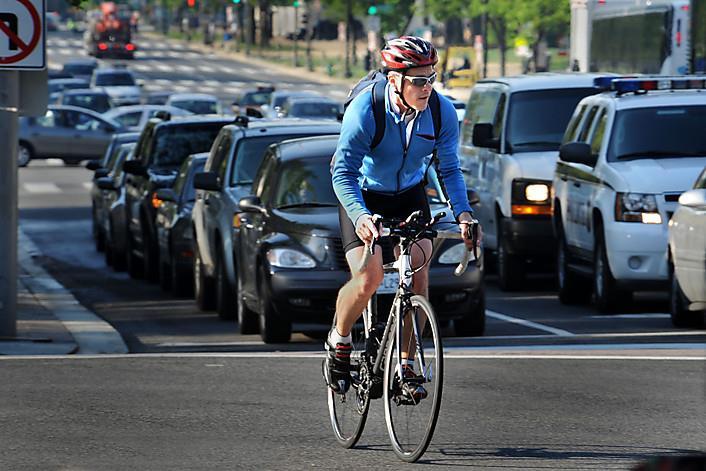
[17,229,129,355]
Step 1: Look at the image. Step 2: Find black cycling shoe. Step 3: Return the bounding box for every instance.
[324,340,352,394]
[394,366,428,405]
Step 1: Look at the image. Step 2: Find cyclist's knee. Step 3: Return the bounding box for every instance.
[355,265,383,297]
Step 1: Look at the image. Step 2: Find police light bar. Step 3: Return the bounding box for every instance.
[593,75,637,89]
[611,77,706,95]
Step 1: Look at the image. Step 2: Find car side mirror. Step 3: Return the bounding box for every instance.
[94,168,110,179]
[467,188,480,206]
[238,195,265,214]
[472,123,500,150]
[96,176,116,191]
[678,188,706,209]
[559,142,596,166]
[123,160,147,176]
[193,171,220,191]
[85,160,101,171]
[155,188,177,203]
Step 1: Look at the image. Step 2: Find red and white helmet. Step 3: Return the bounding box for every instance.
[380,36,438,71]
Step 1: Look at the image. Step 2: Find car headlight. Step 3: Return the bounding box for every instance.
[437,242,468,264]
[615,193,662,224]
[511,179,552,216]
[525,184,550,202]
[266,248,316,268]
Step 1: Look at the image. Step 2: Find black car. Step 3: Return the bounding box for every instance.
[95,142,137,270]
[88,131,140,251]
[155,153,208,295]
[123,114,233,281]
[236,135,485,343]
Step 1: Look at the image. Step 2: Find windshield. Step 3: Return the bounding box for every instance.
[150,123,225,167]
[49,81,87,94]
[275,157,338,207]
[608,106,706,162]
[289,102,340,118]
[230,134,321,185]
[95,73,136,86]
[506,88,598,152]
[65,94,112,113]
[170,100,218,115]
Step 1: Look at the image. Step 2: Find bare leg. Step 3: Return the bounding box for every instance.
[334,245,384,337]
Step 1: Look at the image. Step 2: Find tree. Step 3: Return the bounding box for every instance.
[515,0,569,71]
[469,0,523,76]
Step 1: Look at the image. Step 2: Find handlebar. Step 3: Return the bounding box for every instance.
[357,211,480,276]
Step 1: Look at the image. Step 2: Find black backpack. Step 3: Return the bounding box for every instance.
[343,70,443,149]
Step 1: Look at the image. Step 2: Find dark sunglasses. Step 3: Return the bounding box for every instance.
[400,72,437,88]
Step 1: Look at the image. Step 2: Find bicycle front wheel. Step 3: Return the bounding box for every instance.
[326,317,370,448]
[383,295,444,462]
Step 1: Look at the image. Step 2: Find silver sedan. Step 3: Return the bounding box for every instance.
[102,105,192,132]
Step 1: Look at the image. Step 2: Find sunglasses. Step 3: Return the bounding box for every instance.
[398,72,437,88]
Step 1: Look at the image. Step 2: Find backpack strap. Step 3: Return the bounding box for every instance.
[429,89,442,141]
[370,80,387,149]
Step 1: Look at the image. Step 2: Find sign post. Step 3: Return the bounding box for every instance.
[0,0,45,338]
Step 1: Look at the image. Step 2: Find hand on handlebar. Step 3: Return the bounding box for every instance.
[355,214,381,247]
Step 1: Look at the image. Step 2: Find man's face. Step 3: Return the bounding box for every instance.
[389,65,435,111]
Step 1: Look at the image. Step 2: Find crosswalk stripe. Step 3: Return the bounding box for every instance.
[83,182,93,190]
[24,183,62,194]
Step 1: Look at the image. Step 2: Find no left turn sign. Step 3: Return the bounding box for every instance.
[0,0,45,69]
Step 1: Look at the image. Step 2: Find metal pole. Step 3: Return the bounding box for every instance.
[293,5,299,67]
[0,71,19,338]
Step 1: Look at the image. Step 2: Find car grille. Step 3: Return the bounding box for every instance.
[331,237,396,269]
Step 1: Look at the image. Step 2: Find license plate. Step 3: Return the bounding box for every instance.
[377,272,399,294]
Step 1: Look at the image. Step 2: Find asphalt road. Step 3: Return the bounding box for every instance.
[7,28,706,470]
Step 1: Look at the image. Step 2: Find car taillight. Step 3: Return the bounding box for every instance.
[151,192,164,209]
[98,43,108,51]
[125,43,136,51]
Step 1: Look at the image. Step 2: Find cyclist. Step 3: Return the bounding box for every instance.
[327,36,482,397]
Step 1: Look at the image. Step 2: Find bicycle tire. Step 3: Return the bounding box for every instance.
[383,295,443,462]
[326,314,371,448]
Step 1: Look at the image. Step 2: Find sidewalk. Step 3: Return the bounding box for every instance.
[0,229,128,356]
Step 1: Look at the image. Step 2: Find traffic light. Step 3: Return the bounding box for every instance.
[368,5,378,15]
[293,0,300,7]
[187,0,195,7]
[232,0,241,3]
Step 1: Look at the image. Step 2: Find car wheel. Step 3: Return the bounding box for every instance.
[142,229,159,282]
[104,237,114,267]
[496,219,524,291]
[194,243,216,310]
[171,252,194,297]
[556,223,590,305]
[237,273,259,335]
[669,261,701,328]
[593,229,625,313]
[216,248,236,321]
[126,230,143,279]
[454,288,486,337]
[159,258,172,292]
[109,220,127,272]
[258,266,291,343]
[17,142,32,167]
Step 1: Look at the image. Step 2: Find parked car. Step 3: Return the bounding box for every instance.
[95,142,137,270]
[91,68,142,106]
[155,153,208,295]
[48,78,90,102]
[61,58,98,82]
[57,88,113,113]
[554,77,706,312]
[88,132,141,250]
[103,105,192,131]
[264,90,321,118]
[279,97,342,120]
[192,118,341,322]
[18,105,123,166]
[123,114,233,281]
[236,135,485,343]
[460,73,607,290]
[668,166,706,328]
[143,91,175,105]
[166,93,222,115]
[231,85,275,118]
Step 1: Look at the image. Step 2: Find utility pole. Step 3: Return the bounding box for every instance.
[344,0,352,78]
[0,71,19,338]
[293,1,300,67]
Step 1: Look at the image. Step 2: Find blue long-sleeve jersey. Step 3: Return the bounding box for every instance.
[332,83,472,227]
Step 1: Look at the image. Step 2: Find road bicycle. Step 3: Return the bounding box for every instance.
[324,210,479,462]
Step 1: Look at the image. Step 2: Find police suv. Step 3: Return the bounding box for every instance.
[553,77,706,312]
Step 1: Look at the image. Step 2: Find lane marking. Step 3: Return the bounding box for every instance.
[23,183,61,194]
[588,314,670,319]
[82,182,92,190]
[486,309,575,336]
[445,342,706,352]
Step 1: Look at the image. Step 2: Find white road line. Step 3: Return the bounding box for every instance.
[132,64,152,72]
[82,182,93,190]
[445,342,706,352]
[23,183,62,194]
[156,64,172,72]
[588,314,670,319]
[200,66,216,74]
[486,309,575,336]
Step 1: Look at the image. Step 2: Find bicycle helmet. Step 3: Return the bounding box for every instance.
[381,36,438,71]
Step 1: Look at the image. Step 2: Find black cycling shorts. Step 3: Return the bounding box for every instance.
[339,182,431,255]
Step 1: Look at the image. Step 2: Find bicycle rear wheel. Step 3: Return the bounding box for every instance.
[326,315,370,448]
[383,295,443,462]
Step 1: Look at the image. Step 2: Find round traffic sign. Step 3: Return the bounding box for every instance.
[0,0,42,64]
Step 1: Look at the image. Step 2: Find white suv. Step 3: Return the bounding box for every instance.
[553,77,706,312]
[459,74,606,290]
